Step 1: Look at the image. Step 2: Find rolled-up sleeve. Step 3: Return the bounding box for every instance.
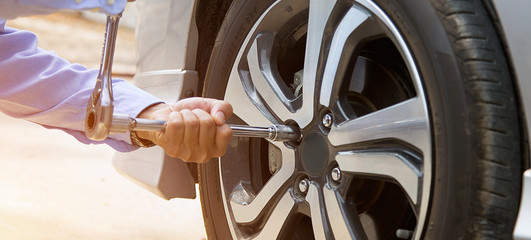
[0,0,126,19]
[0,22,162,152]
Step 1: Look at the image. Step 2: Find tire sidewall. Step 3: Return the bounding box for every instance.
[375,0,483,238]
[200,1,276,239]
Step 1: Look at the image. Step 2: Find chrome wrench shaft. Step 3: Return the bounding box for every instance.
[85,13,122,141]
[230,124,301,142]
[107,115,300,142]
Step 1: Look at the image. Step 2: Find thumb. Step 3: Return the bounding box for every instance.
[210,101,232,126]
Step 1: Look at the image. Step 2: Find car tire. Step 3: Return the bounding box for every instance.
[199,0,522,239]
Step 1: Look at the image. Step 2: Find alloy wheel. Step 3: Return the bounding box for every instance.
[219,0,432,239]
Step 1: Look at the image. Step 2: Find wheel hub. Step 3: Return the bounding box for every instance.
[299,131,330,177]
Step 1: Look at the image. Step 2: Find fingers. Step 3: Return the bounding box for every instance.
[214,124,232,157]
[211,101,233,126]
[162,108,227,163]
[172,98,233,126]
[161,111,184,157]
[192,109,216,163]
[154,98,233,163]
[180,109,200,162]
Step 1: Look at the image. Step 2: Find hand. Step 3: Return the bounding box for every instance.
[136,98,233,163]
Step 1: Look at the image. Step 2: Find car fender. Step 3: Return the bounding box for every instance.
[112,0,199,199]
[490,0,531,238]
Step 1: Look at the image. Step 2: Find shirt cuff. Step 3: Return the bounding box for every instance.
[15,0,127,16]
[98,0,127,15]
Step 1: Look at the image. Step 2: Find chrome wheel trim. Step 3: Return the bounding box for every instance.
[219,0,432,239]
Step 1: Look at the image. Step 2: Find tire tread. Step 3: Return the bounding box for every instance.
[432,0,521,238]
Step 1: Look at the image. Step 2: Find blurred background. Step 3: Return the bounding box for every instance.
[0,6,207,240]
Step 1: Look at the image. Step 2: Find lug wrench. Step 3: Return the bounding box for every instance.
[84,14,301,142]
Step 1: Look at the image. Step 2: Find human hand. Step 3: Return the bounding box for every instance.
[136,98,233,163]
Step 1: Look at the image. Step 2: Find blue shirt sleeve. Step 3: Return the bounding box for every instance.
[0,21,163,152]
[0,0,127,19]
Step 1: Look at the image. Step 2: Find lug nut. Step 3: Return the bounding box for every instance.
[331,167,341,182]
[298,179,310,193]
[322,113,333,128]
[396,229,414,239]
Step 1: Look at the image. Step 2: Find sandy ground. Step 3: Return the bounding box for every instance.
[0,13,207,239]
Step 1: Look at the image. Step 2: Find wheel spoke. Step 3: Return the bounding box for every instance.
[225,64,277,126]
[328,97,430,153]
[297,0,337,128]
[306,184,328,240]
[247,33,297,122]
[323,187,366,239]
[336,151,421,204]
[254,191,296,240]
[230,146,296,223]
[320,5,385,107]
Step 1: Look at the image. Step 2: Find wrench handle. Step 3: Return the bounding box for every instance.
[110,114,166,133]
[112,117,267,137]
[85,13,122,141]
[110,116,299,142]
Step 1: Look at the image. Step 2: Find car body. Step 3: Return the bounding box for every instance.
[113,0,531,239]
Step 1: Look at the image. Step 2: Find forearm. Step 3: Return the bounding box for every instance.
[0,24,162,151]
[0,0,126,20]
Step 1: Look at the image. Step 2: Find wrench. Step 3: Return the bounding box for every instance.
[84,14,301,142]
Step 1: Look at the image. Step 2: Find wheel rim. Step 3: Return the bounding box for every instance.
[219,0,432,239]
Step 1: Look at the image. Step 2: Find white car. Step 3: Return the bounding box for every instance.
[114,0,531,239]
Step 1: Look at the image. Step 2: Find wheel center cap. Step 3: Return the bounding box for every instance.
[300,132,329,176]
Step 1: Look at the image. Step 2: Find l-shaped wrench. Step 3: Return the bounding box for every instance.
[84,14,301,143]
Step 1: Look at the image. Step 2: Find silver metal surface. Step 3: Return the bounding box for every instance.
[323,187,355,239]
[322,113,333,128]
[84,14,172,140]
[298,179,310,193]
[232,124,302,142]
[219,0,432,238]
[230,125,270,139]
[230,183,256,206]
[306,184,327,240]
[85,14,122,141]
[345,2,432,238]
[248,33,298,116]
[331,167,341,182]
[318,5,371,108]
[228,144,296,224]
[336,151,420,203]
[253,192,295,240]
[514,170,531,240]
[119,120,300,141]
[396,229,414,239]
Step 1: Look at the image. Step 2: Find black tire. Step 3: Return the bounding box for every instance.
[199,0,522,239]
